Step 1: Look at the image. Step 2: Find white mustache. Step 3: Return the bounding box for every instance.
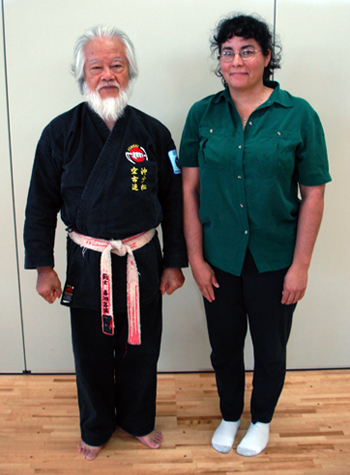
[97,81,121,91]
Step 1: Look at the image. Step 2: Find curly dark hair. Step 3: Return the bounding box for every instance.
[211,13,282,86]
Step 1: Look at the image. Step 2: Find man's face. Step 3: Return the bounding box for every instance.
[84,37,130,100]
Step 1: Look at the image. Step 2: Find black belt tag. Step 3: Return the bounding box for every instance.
[102,315,114,335]
[61,284,74,306]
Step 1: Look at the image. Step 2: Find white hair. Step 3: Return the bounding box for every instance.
[71,26,138,94]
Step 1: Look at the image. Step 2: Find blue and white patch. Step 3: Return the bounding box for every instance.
[168,149,181,175]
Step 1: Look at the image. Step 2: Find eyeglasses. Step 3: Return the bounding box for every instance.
[218,49,261,63]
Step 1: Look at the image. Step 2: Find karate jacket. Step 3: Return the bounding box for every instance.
[24,103,188,311]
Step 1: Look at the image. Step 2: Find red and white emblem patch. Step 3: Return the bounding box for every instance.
[126,144,148,164]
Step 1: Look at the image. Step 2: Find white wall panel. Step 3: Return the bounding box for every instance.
[4,0,348,372]
[0,6,25,372]
[4,0,274,372]
[276,0,350,368]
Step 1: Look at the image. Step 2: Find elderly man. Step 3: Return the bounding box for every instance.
[24,26,187,461]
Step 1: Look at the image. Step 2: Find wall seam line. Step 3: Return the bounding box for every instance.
[1,0,28,373]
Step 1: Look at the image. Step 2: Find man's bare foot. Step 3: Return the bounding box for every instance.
[118,427,163,449]
[77,440,103,461]
[136,429,163,449]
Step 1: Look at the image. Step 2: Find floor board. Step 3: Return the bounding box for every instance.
[0,370,349,474]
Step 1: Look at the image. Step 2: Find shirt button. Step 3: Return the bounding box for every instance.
[240,204,244,208]
[249,121,253,126]
[244,230,248,234]
[238,145,242,149]
[277,131,281,136]
[210,129,213,133]
[237,175,242,179]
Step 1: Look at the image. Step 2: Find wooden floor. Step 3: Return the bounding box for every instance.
[0,370,350,475]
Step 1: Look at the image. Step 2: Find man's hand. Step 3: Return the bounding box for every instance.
[36,266,62,303]
[159,268,185,296]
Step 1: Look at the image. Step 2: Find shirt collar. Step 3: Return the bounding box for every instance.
[263,81,294,108]
[213,81,294,109]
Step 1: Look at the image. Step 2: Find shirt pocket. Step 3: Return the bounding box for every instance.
[276,133,298,177]
[252,132,298,179]
[198,127,235,170]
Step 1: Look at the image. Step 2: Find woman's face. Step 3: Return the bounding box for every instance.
[219,36,271,93]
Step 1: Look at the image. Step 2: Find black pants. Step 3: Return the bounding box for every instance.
[204,250,296,424]
[70,293,162,446]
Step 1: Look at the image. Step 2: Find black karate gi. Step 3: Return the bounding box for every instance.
[24,103,187,445]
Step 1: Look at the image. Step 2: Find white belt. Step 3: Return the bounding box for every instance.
[68,228,156,345]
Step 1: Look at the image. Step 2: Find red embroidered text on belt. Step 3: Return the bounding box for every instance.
[68,229,155,345]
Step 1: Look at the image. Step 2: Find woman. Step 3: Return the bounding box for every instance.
[179,14,331,457]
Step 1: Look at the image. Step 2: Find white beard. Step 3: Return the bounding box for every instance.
[83,82,132,123]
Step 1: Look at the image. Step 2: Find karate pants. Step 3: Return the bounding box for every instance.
[70,293,162,447]
[204,250,296,424]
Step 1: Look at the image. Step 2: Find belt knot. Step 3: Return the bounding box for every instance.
[108,240,128,257]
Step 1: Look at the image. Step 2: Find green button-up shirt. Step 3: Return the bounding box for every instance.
[179,81,331,275]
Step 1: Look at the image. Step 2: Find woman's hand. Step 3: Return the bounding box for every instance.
[282,263,308,305]
[182,167,219,302]
[191,259,219,303]
[282,184,325,305]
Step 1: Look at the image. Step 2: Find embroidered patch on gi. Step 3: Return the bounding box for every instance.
[126,144,148,164]
[130,166,148,192]
[168,149,181,175]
